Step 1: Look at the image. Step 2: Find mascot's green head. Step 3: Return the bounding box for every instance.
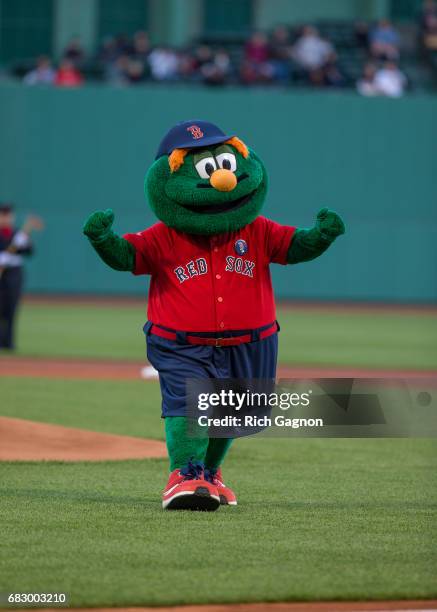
[145,120,268,236]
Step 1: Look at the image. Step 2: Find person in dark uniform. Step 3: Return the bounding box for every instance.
[0,203,35,350]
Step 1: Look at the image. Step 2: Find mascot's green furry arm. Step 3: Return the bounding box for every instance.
[287,207,345,264]
[83,209,135,271]
[83,207,345,268]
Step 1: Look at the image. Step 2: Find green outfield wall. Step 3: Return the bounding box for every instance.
[0,83,436,302]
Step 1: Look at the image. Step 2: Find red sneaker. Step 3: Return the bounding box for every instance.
[205,468,237,506]
[162,463,220,511]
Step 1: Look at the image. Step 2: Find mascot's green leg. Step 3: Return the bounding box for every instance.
[164,418,233,471]
[205,438,233,470]
[164,416,209,471]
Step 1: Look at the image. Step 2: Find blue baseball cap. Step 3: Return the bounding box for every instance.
[155,120,233,159]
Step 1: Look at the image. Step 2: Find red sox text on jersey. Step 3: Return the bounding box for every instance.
[173,255,255,284]
[124,216,295,332]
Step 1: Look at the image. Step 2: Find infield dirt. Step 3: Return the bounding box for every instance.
[0,416,167,461]
[6,598,437,612]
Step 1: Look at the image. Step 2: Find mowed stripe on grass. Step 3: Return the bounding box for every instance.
[10,300,437,370]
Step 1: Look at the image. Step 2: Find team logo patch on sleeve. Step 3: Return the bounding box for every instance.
[234,239,248,255]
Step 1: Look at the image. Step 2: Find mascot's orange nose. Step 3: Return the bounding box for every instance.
[210,169,237,192]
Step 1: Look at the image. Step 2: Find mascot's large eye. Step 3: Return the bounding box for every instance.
[195,157,217,179]
[216,152,236,172]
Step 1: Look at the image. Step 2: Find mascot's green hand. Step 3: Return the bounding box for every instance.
[82,209,135,272]
[83,209,115,242]
[315,208,345,242]
[287,208,345,265]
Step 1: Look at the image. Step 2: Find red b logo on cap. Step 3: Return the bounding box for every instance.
[187,125,204,139]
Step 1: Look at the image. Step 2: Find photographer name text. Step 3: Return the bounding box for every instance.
[198,415,323,429]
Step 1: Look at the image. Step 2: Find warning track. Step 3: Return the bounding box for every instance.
[1,356,436,381]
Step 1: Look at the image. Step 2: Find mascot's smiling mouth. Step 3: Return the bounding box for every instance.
[181,189,258,215]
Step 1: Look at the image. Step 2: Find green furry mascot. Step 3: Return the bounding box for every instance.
[83,120,345,511]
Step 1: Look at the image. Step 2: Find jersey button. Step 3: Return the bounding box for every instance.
[216,274,221,280]
[219,322,225,329]
[217,296,223,303]
[213,247,218,253]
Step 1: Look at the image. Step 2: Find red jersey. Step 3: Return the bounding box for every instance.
[124,216,295,332]
[54,68,83,87]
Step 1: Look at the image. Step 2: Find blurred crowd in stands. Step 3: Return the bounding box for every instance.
[421,0,437,49]
[20,0,437,98]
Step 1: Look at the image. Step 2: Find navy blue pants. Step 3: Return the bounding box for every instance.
[0,267,23,349]
[145,323,278,417]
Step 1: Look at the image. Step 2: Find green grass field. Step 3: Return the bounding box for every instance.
[9,300,437,370]
[0,300,436,607]
[1,377,436,606]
